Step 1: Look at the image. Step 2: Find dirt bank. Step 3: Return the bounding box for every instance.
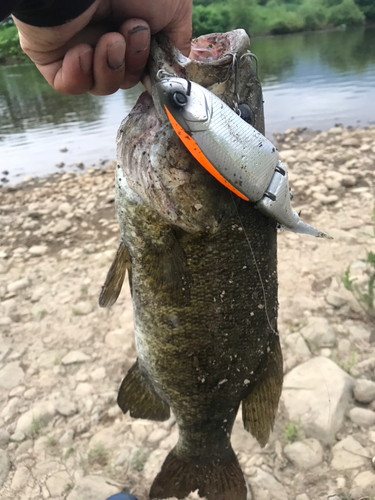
[0,125,374,500]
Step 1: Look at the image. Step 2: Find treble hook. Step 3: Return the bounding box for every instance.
[156,69,176,81]
[223,52,241,115]
[240,50,259,77]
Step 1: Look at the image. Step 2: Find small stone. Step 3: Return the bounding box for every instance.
[75,383,93,396]
[331,436,370,470]
[351,470,375,498]
[72,301,93,316]
[28,245,48,256]
[342,137,360,147]
[0,362,25,390]
[295,495,310,500]
[15,401,56,436]
[105,329,133,349]
[61,350,90,365]
[248,467,288,500]
[11,466,30,491]
[55,398,77,417]
[10,431,25,442]
[0,449,10,488]
[60,429,75,446]
[66,475,118,500]
[337,339,351,355]
[354,379,375,403]
[284,333,311,357]
[90,367,106,380]
[0,429,10,448]
[147,428,169,444]
[58,202,72,214]
[349,407,375,427]
[46,471,72,496]
[300,316,336,348]
[115,449,130,466]
[284,438,323,469]
[60,147,68,152]
[7,278,29,293]
[326,291,346,309]
[341,175,357,187]
[347,323,371,341]
[52,219,71,234]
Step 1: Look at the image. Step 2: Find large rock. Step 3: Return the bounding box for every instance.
[0,449,10,488]
[282,357,354,444]
[0,362,25,390]
[331,436,370,470]
[284,438,323,469]
[66,475,119,500]
[248,468,288,500]
[351,471,375,499]
[15,401,56,436]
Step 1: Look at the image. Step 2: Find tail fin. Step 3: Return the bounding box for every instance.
[150,448,247,500]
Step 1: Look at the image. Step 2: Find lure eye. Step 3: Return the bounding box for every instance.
[172,91,188,107]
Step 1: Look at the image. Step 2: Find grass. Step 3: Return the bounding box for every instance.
[130,447,148,472]
[284,420,302,443]
[342,209,375,321]
[30,418,42,438]
[88,444,109,467]
[334,349,357,374]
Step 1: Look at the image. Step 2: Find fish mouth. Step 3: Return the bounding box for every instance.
[146,29,251,95]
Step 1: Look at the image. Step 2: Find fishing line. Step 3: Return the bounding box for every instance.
[230,192,276,335]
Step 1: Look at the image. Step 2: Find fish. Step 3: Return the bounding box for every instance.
[99,30,283,500]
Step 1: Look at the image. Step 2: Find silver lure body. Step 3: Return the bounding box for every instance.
[155,77,330,238]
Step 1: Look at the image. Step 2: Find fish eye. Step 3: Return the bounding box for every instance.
[172,91,188,107]
[238,103,254,125]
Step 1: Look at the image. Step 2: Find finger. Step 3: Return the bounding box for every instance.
[119,19,150,90]
[90,32,126,95]
[163,0,192,56]
[36,43,94,94]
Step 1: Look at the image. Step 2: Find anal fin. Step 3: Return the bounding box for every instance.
[99,241,131,308]
[117,360,170,421]
[242,335,283,447]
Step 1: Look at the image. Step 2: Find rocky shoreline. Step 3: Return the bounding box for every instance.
[0,125,375,500]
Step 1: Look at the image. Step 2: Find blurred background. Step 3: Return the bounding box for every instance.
[0,0,374,184]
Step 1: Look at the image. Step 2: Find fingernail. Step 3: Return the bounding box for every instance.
[107,40,125,70]
[128,25,150,55]
[79,48,92,74]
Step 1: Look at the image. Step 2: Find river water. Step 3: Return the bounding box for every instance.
[0,26,374,184]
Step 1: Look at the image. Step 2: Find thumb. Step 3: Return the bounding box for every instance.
[163,0,192,56]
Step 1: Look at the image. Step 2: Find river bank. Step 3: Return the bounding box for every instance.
[0,125,375,500]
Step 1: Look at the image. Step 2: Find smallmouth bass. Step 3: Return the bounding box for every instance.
[100,30,283,500]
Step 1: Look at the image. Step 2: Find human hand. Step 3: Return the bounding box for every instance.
[13,0,192,95]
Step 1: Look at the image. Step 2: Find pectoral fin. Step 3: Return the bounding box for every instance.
[144,232,190,305]
[117,360,170,421]
[242,335,283,447]
[99,241,131,307]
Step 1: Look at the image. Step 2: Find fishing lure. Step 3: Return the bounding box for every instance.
[155,76,330,238]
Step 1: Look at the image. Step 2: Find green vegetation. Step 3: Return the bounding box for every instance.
[284,419,302,443]
[192,0,370,37]
[0,24,26,61]
[342,209,375,321]
[0,1,373,62]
